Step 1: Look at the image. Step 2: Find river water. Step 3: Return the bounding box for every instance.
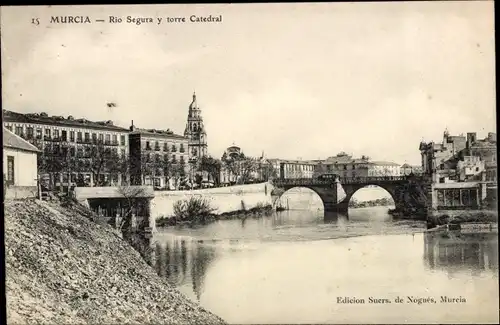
[149,201,499,324]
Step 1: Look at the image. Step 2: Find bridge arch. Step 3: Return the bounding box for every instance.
[271,186,325,210]
[340,183,398,203]
[340,184,396,208]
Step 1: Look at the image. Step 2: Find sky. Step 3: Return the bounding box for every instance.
[1,2,496,165]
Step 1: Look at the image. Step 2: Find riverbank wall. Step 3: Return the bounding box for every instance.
[4,199,226,324]
[151,182,273,220]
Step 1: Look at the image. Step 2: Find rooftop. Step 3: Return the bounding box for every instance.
[369,161,400,166]
[3,110,129,132]
[3,127,40,153]
[130,127,186,139]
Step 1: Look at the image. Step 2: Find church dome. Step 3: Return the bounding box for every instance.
[189,92,199,110]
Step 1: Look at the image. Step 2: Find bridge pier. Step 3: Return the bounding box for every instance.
[324,200,349,213]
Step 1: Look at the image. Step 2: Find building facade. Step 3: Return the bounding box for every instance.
[401,164,423,176]
[184,92,208,163]
[466,132,497,182]
[323,152,377,178]
[367,161,401,177]
[3,127,40,187]
[3,110,130,190]
[129,123,189,189]
[420,130,496,183]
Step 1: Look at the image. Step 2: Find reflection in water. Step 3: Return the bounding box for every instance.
[424,231,498,275]
[149,207,498,323]
[151,237,217,301]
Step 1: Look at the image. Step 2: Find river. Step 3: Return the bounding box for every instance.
[149,203,499,324]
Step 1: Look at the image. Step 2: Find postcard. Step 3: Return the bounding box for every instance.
[2,2,497,324]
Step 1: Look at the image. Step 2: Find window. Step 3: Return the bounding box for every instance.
[45,129,51,138]
[84,132,90,142]
[120,135,126,146]
[180,155,185,163]
[164,154,169,161]
[155,141,160,149]
[61,130,67,141]
[15,126,23,136]
[6,156,15,185]
[105,134,110,144]
[26,127,34,139]
[112,135,118,144]
[172,144,177,152]
[172,154,176,162]
[145,141,151,150]
[154,178,161,187]
[92,133,97,142]
[99,134,104,142]
[180,144,185,152]
[70,147,76,156]
[5,125,12,132]
[36,129,42,139]
[53,129,60,139]
[77,132,82,141]
[121,149,126,157]
[164,142,169,151]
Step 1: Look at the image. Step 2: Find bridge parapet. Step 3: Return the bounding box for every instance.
[273,176,422,187]
[339,176,417,184]
[272,178,334,187]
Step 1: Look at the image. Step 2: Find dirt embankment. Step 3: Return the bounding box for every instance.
[5,199,226,324]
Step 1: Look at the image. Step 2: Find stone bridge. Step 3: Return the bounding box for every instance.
[271,176,429,218]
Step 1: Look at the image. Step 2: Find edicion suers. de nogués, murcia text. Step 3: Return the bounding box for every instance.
[49,15,223,25]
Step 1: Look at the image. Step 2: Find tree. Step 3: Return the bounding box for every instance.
[37,141,79,191]
[170,162,186,189]
[238,158,258,184]
[117,185,148,232]
[88,141,128,186]
[199,156,222,185]
[259,161,277,181]
[221,152,239,179]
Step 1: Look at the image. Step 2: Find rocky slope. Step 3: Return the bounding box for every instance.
[5,199,226,324]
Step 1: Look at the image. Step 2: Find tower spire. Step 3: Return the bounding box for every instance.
[189,91,198,110]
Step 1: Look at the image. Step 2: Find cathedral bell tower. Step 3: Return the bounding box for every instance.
[184,92,208,162]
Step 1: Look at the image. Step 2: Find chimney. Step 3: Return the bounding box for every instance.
[466,132,477,149]
[130,120,135,131]
[487,132,496,143]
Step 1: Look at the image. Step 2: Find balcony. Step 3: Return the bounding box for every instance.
[111,140,119,146]
[171,148,177,153]
[154,146,161,151]
[145,146,152,151]
[179,148,185,153]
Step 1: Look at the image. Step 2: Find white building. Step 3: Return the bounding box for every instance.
[457,156,485,182]
[367,161,401,177]
[3,128,40,198]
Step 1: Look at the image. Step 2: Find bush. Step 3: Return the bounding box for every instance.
[172,196,217,223]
